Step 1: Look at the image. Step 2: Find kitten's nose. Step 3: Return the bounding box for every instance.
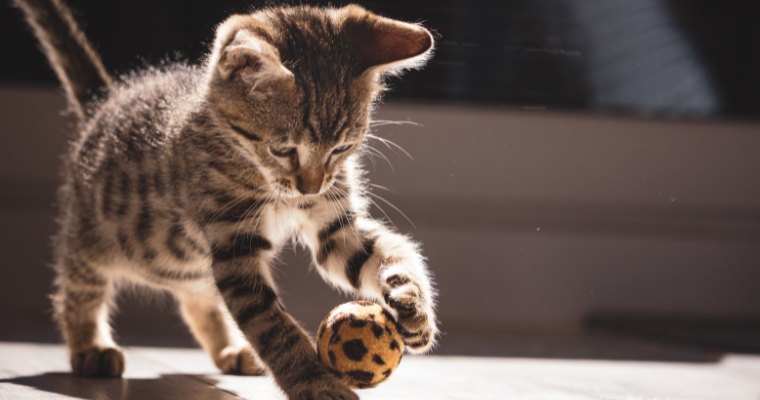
[296,171,324,195]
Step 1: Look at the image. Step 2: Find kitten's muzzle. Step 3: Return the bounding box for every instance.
[295,168,325,195]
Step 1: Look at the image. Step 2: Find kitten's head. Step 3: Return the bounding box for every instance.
[203,5,433,198]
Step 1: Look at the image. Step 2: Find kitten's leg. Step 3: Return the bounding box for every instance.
[178,291,266,375]
[54,258,125,377]
[210,233,358,400]
[307,210,438,354]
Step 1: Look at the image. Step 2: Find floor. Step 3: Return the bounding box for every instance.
[2,342,759,400]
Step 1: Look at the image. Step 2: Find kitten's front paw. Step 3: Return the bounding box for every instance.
[217,346,267,376]
[71,347,125,377]
[382,273,438,353]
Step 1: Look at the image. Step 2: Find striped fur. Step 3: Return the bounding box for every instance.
[17,2,437,398]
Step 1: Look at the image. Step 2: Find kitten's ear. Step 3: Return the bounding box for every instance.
[212,26,293,89]
[342,5,434,75]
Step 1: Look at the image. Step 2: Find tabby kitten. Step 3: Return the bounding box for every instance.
[13,0,437,398]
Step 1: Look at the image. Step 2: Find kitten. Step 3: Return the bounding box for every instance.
[13,0,438,398]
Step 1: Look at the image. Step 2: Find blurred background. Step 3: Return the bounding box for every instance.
[1,0,759,361]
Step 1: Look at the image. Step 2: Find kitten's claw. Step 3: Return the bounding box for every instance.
[71,347,125,377]
[382,273,437,353]
[218,346,267,376]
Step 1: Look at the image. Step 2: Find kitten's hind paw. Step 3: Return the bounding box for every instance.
[218,346,267,376]
[71,347,125,378]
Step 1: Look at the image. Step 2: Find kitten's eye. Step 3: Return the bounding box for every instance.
[270,147,296,158]
[332,144,353,155]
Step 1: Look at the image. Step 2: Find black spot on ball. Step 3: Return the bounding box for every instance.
[346,370,374,383]
[343,339,368,361]
[390,339,400,351]
[382,368,392,377]
[366,314,384,338]
[371,323,385,338]
[329,330,341,345]
[328,350,337,367]
[372,354,385,365]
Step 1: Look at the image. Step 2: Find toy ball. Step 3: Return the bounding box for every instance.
[317,301,404,389]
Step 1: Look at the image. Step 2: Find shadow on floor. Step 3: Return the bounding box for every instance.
[0,315,720,364]
[0,373,235,400]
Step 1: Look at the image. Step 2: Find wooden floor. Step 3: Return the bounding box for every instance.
[1,342,759,399]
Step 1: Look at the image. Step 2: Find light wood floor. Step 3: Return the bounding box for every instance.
[1,342,759,399]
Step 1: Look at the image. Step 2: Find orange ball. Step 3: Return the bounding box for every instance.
[317,301,404,389]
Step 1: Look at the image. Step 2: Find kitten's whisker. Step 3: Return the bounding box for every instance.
[328,186,361,243]
[248,198,270,237]
[332,190,360,241]
[367,134,413,161]
[203,195,248,228]
[365,146,394,173]
[226,182,273,243]
[325,191,353,246]
[361,147,378,170]
[203,183,265,225]
[243,192,272,239]
[368,183,397,194]
[325,192,348,246]
[365,191,416,229]
[202,184,270,230]
[366,197,395,228]
[324,191,341,222]
[367,134,397,155]
[369,120,422,127]
[234,190,272,252]
[242,200,263,232]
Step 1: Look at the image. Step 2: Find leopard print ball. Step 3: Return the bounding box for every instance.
[317,301,404,389]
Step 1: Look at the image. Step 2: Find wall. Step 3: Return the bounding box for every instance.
[1,86,759,338]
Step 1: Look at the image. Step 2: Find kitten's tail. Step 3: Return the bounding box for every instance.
[12,0,111,120]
